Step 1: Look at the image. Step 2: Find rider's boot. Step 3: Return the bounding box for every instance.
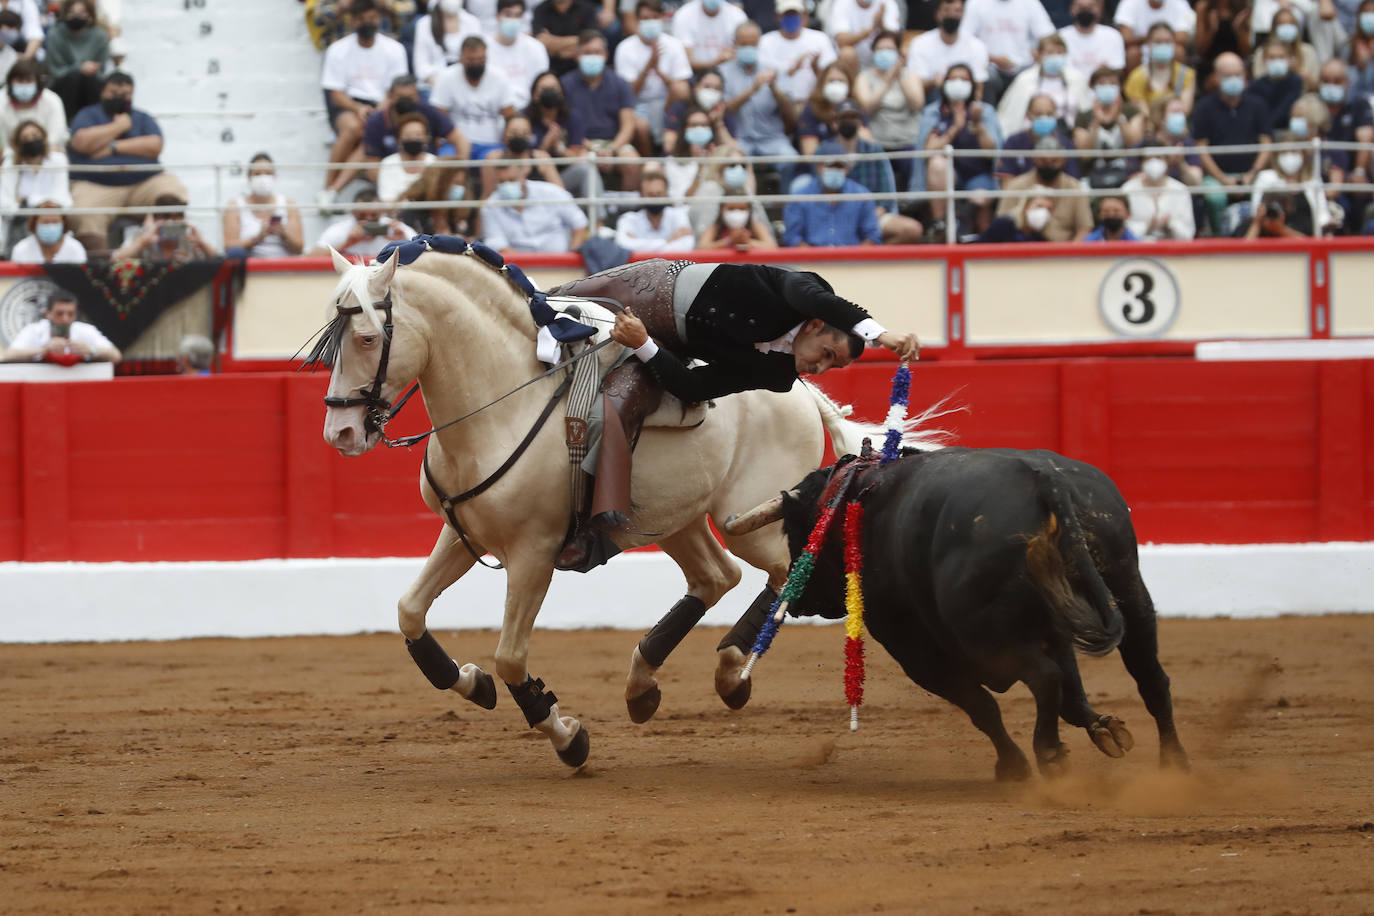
[554,396,635,571]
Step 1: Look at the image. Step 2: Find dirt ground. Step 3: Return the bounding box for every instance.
[2,615,1372,915]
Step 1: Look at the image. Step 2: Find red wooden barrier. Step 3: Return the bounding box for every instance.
[0,358,1368,562]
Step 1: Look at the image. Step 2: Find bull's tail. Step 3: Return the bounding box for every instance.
[1025,469,1125,657]
[800,380,957,457]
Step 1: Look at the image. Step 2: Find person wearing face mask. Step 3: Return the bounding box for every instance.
[1192,51,1273,233]
[222,152,304,259]
[412,0,483,92]
[855,31,925,192]
[0,2,39,60]
[922,65,999,237]
[362,75,471,167]
[615,0,693,148]
[697,190,779,250]
[996,135,1094,240]
[782,139,883,246]
[905,0,991,96]
[1122,137,1196,239]
[1251,8,1319,89]
[1246,130,1341,237]
[1124,22,1196,114]
[484,0,550,108]
[1147,96,1205,187]
[996,33,1092,139]
[532,0,604,77]
[674,0,748,75]
[1313,59,1372,233]
[67,71,190,256]
[0,11,20,84]
[615,170,696,252]
[378,113,440,203]
[1,290,118,364]
[1245,40,1304,135]
[0,60,70,153]
[721,21,801,188]
[1084,194,1140,240]
[8,200,86,264]
[827,0,902,75]
[796,64,860,165]
[758,0,839,106]
[996,92,1080,183]
[961,0,1056,105]
[561,31,642,192]
[976,191,1054,240]
[830,100,924,242]
[664,109,722,200]
[1073,67,1145,188]
[1347,0,1374,99]
[479,161,589,254]
[1112,0,1193,72]
[432,36,520,164]
[523,70,604,209]
[1057,0,1125,78]
[480,113,565,199]
[1,119,70,251]
[43,0,108,122]
[319,0,410,208]
[662,69,739,153]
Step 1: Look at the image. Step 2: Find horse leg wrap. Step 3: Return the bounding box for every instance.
[637,595,708,668]
[716,585,778,654]
[508,676,560,728]
[405,631,460,691]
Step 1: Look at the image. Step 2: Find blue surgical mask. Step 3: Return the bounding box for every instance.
[447,183,467,201]
[9,81,35,103]
[1094,84,1119,105]
[723,163,748,188]
[820,167,848,190]
[1361,11,1374,34]
[1165,110,1186,135]
[781,12,802,32]
[685,125,713,147]
[35,222,63,245]
[1265,58,1289,79]
[1149,42,1175,63]
[1040,54,1066,76]
[496,180,523,200]
[638,19,663,41]
[873,48,898,72]
[1220,74,1245,97]
[1275,22,1299,43]
[1319,81,1347,104]
[737,45,758,67]
[578,54,605,78]
[498,17,522,39]
[703,0,722,11]
[1032,114,1057,137]
[1289,116,1308,138]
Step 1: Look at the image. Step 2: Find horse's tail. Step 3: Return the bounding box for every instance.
[799,379,958,458]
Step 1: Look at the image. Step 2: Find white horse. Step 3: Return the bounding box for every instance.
[318,244,928,766]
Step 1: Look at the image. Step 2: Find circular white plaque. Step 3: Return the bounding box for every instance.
[1097,258,1180,338]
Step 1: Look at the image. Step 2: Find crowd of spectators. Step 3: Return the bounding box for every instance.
[292,0,1374,251]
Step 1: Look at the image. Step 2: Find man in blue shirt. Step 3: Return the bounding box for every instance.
[720,21,799,187]
[560,30,641,191]
[1084,194,1140,241]
[1191,52,1271,234]
[67,71,188,255]
[782,140,882,246]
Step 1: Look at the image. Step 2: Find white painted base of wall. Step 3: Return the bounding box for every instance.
[2,543,1370,643]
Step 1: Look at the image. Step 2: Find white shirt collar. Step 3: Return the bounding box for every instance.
[754,321,805,355]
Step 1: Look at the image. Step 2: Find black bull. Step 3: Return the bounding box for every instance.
[774,447,1189,780]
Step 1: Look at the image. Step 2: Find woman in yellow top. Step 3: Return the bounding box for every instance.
[1124,23,1197,114]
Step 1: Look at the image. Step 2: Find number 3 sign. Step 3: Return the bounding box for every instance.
[1097,258,1180,337]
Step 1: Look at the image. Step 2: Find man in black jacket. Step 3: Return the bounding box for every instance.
[549,258,919,571]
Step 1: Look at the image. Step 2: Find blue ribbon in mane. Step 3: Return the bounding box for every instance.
[377,234,597,344]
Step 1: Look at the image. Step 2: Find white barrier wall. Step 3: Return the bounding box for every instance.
[2,544,1370,643]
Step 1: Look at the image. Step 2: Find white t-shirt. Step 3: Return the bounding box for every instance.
[614,33,693,104]
[904,29,990,84]
[320,33,411,105]
[9,233,87,264]
[1113,0,1196,36]
[672,0,748,68]
[758,28,839,103]
[377,152,436,202]
[411,11,484,85]
[961,0,1055,70]
[0,0,42,42]
[614,205,696,252]
[314,216,420,258]
[1058,23,1126,77]
[480,180,588,253]
[0,89,69,149]
[0,150,72,210]
[826,0,901,66]
[8,317,112,354]
[485,31,551,108]
[430,66,518,145]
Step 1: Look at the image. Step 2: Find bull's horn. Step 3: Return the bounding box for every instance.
[722,490,799,536]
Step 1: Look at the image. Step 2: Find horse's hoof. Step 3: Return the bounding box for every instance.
[1161,740,1191,772]
[557,725,590,768]
[1089,716,1131,758]
[719,676,751,710]
[995,753,1033,782]
[626,684,661,724]
[466,667,498,710]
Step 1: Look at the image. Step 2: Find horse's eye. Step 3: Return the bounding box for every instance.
[362,336,377,346]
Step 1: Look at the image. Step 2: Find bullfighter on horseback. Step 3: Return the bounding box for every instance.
[549,259,921,572]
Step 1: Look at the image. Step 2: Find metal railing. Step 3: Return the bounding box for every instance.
[5,139,1372,251]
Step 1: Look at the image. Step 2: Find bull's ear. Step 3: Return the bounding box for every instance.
[328,245,352,275]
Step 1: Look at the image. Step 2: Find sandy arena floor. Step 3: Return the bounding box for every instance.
[2,615,1372,914]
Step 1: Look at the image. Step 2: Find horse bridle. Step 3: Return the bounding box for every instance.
[321,293,422,437]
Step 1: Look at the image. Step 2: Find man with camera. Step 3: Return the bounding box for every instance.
[1,289,121,365]
[110,193,218,262]
[308,188,419,258]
